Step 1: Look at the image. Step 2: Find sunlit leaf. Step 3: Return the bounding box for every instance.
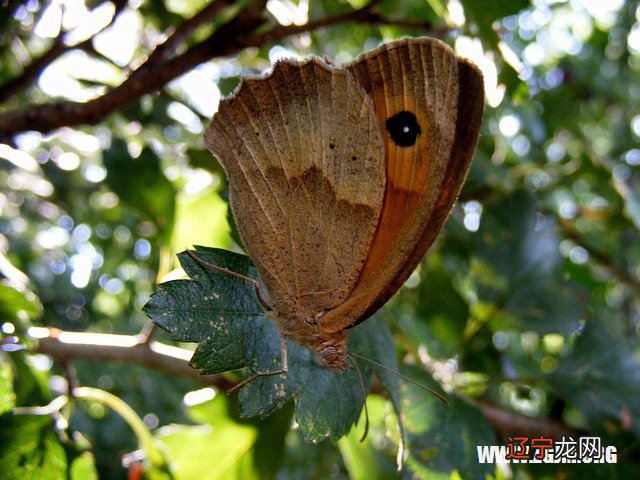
[158,394,292,480]
[0,363,15,416]
[338,396,400,480]
[0,285,41,321]
[0,415,67,480]
[69,452,99,480]
[170,188,230,256]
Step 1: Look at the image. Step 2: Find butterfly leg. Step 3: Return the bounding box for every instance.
[227,335,289,393]
[186,249,272,312]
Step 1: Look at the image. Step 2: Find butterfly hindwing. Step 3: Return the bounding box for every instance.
[319,38,484,332]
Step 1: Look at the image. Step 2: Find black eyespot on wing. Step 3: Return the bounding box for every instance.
[386,111,421,147]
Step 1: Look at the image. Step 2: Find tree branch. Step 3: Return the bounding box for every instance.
[0,0,128,104]
[29,327,233,390]
[469,399,580,440]
[28,326,580,439]
[0,0,437,139]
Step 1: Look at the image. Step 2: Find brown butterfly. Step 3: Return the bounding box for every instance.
[202,37,484,387]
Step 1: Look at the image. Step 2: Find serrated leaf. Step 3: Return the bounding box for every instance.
[0,415,67,480]
[145,247,263,374]
[145,246,403,442]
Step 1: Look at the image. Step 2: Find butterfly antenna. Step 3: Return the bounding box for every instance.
[185,249,272,312]
[346,353,370,442]
[349,352,450,407]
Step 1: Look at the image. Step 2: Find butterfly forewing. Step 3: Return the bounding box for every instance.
[205,59,385,339]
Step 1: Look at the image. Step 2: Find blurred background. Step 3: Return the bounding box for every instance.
[1,0,640,478]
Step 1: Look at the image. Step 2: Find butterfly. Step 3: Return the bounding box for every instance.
[203,37,484,385]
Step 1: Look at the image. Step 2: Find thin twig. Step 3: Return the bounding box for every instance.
[136,321,156,345]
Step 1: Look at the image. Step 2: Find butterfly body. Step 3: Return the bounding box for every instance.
[205,37,484,370]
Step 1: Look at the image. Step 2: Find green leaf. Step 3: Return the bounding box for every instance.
[460,0,530,50]
[414,266,469,354]
[459,0,530,99]
[10,352,50,407]
[338,396,400,480]
[157,399,259,479]
[158,394,292,480]
[145,247,263,375]
[145,246,402,442]
[186,149,227,176]
[278,430,346,480]
[0,285,41,321]
[378,0,441,24]
[69,452,99,480]
[0,363,15,416]
[401,367,496,480]
[472,191,582,335]
[170,188,230,256]
[0,415,67,480]
[104,139,176,242]
[217,76,241,97]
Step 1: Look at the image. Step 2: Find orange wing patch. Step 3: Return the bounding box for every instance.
[319,38,483,332]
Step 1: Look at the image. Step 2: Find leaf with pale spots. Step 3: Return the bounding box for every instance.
[144,246,404,442]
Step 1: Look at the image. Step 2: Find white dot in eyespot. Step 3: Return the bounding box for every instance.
[403,126,410,133]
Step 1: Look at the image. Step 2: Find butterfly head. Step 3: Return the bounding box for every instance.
[317,337,349,372]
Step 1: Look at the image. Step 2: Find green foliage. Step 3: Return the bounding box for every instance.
[402,367,496,479]
[0,364,15,416]
[0,415,67,480]
[549,319,640,435]
[337,396,401,480]
[157,395,292,480]
[104,139,176,243]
